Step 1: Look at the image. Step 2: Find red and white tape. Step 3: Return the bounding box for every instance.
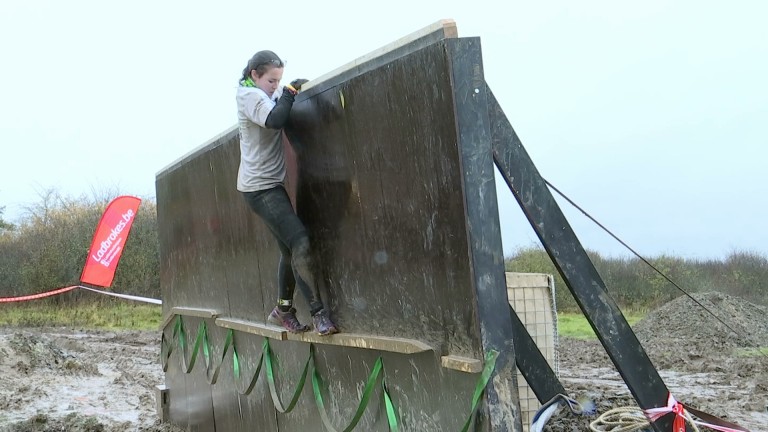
[0,285,79,303]
[645,394,750,432]
[0,285,161,305]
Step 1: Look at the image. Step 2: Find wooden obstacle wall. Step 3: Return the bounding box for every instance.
[156,20,522,432]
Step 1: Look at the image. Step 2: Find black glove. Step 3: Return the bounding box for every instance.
[290,78,309,92]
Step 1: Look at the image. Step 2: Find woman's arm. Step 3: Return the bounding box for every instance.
[264,88,296,129]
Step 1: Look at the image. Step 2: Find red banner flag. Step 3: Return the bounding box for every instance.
[80,195,142,288]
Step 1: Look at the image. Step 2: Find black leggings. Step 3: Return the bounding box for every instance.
[242,186,323,314]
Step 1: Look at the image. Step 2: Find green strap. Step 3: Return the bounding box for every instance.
[161,334,173,372]
[230,331,240,379]
[160,315,182,372]
[201,322,211,369]
[313,348,391,432]
[207,329,234,385]
[460,350,499,432]
[210,330,266,396]
[161,317,263,396]
[265,339,311,413]
[161,316,211,374]
[382,377,399,431]
[179,319,210,373]
[161,314,497,432]
[232,339,267,396]
[202,327,267,396]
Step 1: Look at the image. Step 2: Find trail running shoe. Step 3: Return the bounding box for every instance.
[312,309,339,336]
[268,307,309,333]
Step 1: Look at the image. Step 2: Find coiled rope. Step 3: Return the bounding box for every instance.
[588,406,700,432]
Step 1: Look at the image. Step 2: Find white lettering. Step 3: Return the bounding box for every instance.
[90,209,135,267]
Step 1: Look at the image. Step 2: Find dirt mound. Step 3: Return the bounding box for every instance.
[632,291,768,372]
[635,291,768,350]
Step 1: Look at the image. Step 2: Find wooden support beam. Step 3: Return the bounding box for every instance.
[488,87,683,432]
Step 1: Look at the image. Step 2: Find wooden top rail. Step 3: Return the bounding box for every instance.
[301,19,458,93]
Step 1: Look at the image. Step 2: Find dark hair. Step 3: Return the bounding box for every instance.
[241,50,285,80]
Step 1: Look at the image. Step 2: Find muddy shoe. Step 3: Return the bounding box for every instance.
[268,307,309,333]
[312,309,339,336]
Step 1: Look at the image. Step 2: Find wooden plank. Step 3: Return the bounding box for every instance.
[214,317,287,341]
[284,331,433,354]
[213,318,432,354]
[160,307,220,330]
[441,355,483,373]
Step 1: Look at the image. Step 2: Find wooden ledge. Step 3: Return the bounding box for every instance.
[160,307,220,330]
[163,312,433,355]
[215,318,287,341]
[284,331,432,354]
[441,355,483,373]
[211,318,432,355]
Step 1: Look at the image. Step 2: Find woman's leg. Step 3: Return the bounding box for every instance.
[276,243,295,310]
[243,186,324,313]
[243,186,338,335]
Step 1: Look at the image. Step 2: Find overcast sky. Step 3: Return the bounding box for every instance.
[1,0,765,259]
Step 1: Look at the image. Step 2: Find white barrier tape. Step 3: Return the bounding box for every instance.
[77,286,162,305]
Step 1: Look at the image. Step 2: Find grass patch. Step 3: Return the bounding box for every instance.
[558,312,644,339]
[735,347,768,357]
[0,301,162,330]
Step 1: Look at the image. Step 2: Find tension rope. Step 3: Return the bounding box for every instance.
[162,315,499,432]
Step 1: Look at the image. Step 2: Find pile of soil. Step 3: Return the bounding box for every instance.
[634,291,768,371]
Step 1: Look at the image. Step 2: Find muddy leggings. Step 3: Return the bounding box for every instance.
[242,185,324,315]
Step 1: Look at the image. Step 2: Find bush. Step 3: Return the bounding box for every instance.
[505,246,767,312]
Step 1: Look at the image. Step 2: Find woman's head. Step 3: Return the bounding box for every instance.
[242,50,285,97]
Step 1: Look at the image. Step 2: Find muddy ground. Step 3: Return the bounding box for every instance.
[0,291,766,431]
[0,327,181,432]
